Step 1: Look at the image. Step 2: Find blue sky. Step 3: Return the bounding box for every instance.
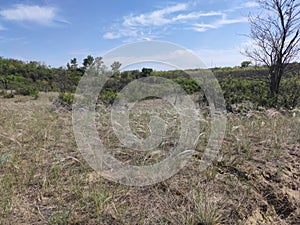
[0,0,259,68]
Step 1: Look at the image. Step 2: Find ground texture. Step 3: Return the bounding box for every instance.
[0,93,299,224]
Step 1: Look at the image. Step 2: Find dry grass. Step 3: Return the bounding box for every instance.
[0,93,299,224]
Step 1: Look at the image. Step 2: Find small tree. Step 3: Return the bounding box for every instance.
[241,61,251,68]
[94,57,103,67]
[111,61,122,74]
[245,0,300,105]
[141,68,153,77]
[83,55,94,68]
[67,58,78,70]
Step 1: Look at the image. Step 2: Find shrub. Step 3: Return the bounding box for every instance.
[17,86,39,99]
[173,77,201,94]
[99,89,118,105]
[278,77,300,109]
[53,92,74,111]
[219,78,270,111]
[59,92,74,105]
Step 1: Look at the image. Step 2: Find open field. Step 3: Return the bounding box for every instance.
[0,93,299,224]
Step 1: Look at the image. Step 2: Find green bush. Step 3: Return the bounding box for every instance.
[220,78,269,111]
[17,86,39,99]
[99,89,118,105]
[58,92,74,105]
[278,77,300,109]
[53,92,75,110]
[218,77,300,111]
[173,77,201,94]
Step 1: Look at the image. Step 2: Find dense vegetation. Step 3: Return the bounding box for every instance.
[0,56,299,111]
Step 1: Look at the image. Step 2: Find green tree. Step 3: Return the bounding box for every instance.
[111,61,122,73]
[241,61,251,68]
[83,55,94,68]
[141,68,153,77]
[67,58,78,70]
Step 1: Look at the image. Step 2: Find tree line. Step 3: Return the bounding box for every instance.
[0,55,299,111]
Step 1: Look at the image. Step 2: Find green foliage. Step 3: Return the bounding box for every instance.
[277,77,300,108]
[67,58,78,70]
[17,86,39,98]
[111,61,122,74]
[0,57,81,93]
[173,77,201,94]
[0,56,299,110]
[212,66,268,79]
[141,68,153,77]
[83,55,94,68]
[220,78,269,111]
[36,80,51,92]
[59,92,74,105]
[56,92,75,110]
[219,76,300,111]
[241,61,251,68]
[99,89,118,105]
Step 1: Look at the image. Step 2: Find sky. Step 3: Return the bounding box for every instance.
[0,0,260,68]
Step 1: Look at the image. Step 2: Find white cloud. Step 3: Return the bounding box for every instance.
[243,1,259,8]
[217,17,248,25]
[173,11,223,21]
[122,3,187,27]
[103,32,121,40]
[193,23,218,32]
[103,29,141,41]
[103,1,251,40]
[159,3,188,14]
[193,15,248,32]
[0,4,68,26]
